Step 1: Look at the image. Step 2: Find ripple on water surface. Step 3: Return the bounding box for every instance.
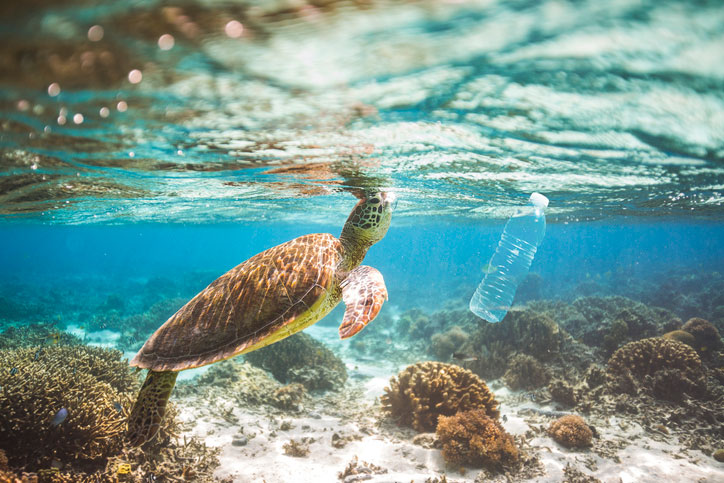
[0,0,723,223]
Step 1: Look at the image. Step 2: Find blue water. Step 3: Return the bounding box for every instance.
[2,220,722,313]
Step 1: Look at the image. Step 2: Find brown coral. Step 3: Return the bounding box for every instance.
[470,309,562,362]
[681,317,723,352]
[463,308,562,380]
[381,361,499,432]
[430,326,469,360]
[0,346,137,470]
[548,415,593,448]
[662,330,696,348]
[0,345,218,481]
[436,409,518,468]
[502,354,550,390]
[245,332,347,390]
[548,379,577,406]
[272,383,306,410]
[607,337,705,401]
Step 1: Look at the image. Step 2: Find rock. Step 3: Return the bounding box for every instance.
[713,449,724,462]
[412,433,437,449]
[232,436,248,447]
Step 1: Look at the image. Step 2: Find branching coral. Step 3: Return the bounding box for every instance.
[548,415,593,448]
[607,337,706,401]
[0,323,82,350]
[436,409,518,469]
[502,354,549,391]
[0,345,218,481]
[381,361,499,432]
[0,345,138,470]
[245,332,347,390]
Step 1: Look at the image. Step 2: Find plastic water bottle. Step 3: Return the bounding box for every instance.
[470,192,549,323]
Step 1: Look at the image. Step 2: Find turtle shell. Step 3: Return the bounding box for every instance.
[130,233,343,372]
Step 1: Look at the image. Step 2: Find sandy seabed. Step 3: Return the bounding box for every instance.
[174,356,724,483]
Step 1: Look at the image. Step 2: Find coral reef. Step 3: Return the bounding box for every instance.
[584,365,606,389]
[643,269,724,325]
[662,330,696,348]
[462,308,562,380]
[515,272,545,303]
[0,345,218,480]
[272,383,306,410]
[502,354,550,391]
[548,379,578,407]
[381,361,499,432]
[430,326,469,360]
[606,337,706,401]
[0,323,81,350]
[471,309,561,361]
[244,332,347,391]
[183,358,283,406]
[548,415,593,449]
[681,317,723,353]
[115,297,187,350]
[436,409,518,469]
[535,296,677,351]
[0,345,137,469]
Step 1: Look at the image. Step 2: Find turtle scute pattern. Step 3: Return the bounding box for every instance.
[131,234,341,371]
[382,361,500,432]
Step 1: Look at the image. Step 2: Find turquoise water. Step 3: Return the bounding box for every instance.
[1,0,723,481]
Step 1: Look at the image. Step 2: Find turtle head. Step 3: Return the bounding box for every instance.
[341,191,395,249]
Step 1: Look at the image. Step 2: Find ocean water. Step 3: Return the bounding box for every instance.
[1,0,723,482]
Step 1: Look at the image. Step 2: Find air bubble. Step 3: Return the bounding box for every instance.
[128,69,143,84]
[158,34,175,50]
[225,20,244,38]
[88,25,104,41]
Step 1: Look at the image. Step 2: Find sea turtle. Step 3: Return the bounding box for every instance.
[127,191,395,446]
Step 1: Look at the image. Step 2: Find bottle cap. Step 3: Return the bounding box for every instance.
[529,192,549,208]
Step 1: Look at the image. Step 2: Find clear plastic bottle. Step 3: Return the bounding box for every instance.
[470,192,549,323]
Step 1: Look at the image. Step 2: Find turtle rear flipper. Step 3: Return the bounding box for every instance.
[339,265,388,339]
[127,370,178,446]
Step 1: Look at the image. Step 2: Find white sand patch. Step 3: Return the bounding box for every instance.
[66,324,120,347]
[170,381,724,483]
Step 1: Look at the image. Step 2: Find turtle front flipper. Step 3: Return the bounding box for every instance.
[127,370,178,446]
[339,265,388,339]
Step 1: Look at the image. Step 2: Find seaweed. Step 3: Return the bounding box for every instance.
[436,409,518,469]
